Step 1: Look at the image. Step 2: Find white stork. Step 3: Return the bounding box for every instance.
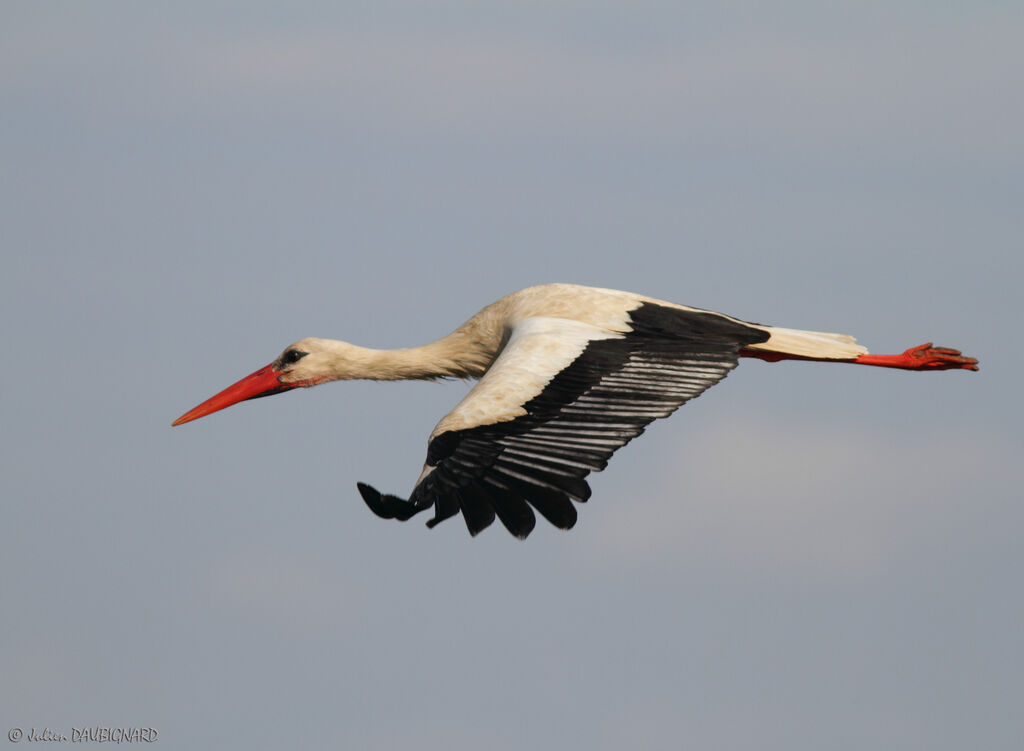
[173,284,978,538]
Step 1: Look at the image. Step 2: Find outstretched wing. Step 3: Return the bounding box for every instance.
[357,302,769,538]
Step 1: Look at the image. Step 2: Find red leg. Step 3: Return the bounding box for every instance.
[740,343,979,371]
[853,343,979,371]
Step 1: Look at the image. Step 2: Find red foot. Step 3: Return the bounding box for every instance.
[855,343,979,371]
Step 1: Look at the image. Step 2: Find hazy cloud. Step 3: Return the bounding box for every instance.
[584,413,1013,576]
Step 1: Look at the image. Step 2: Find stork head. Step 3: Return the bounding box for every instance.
[172,337,337,426]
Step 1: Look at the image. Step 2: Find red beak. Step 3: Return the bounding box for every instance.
[172,362,295,426]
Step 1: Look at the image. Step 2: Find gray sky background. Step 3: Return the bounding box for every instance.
[2,3,1021,749]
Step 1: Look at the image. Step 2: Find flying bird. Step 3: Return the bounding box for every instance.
[173,284,978,538]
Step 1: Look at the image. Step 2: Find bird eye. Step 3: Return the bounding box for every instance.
[280,349,307,366]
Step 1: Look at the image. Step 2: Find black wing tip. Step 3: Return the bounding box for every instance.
[356,481,381,505]
[356,482,426,522]
[356,481,577,539]
[505,515,536,540]
[546,508,579,531]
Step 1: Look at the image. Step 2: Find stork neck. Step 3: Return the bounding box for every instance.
[333,331,493,381]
